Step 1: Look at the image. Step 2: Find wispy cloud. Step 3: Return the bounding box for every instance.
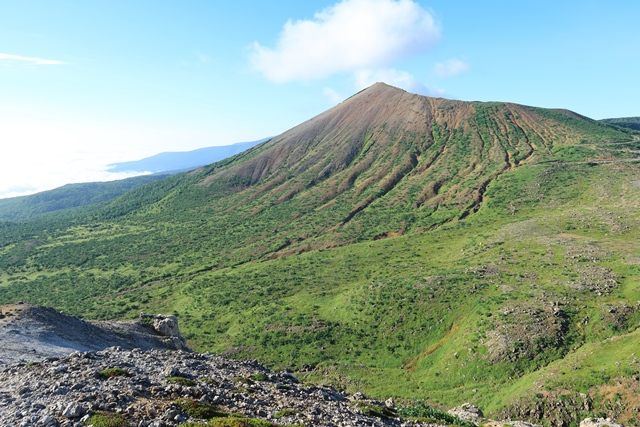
[195,52,212,64]
[0,52,65,65]
[433,58,469,78]
[354,68,443,96]
[322,87,344,105]
[249,0,440,82]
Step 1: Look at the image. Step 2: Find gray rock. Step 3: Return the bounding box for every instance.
[448,402,484,423]
[38,414,59,426]
[152,316,181,338]
[61,402,85,418]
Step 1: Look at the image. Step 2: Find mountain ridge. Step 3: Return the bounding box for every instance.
[600,116,640,131]
[0,174,170,222]
[107,138,269,173]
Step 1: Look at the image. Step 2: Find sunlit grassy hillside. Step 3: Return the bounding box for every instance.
[1,84,639,425]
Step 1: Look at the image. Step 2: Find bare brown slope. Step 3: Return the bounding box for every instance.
[204,83,434,186]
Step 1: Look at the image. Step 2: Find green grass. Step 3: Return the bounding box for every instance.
[167,375,197,386]
[273,409,297,418]
[98,367,131,379]
[398,402,475,426]
[181,419,289,427]
[85,412,127,427]
[249,372,269,382]
[174,398,226,419]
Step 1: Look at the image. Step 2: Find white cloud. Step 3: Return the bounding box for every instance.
[354,68,443,96]
[196,52,212,64]
[433,58,469,78]
[0,52,65,65]
[322,87,344,104]
[250,0,439,82]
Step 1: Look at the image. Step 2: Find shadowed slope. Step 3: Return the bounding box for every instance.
[600,116,640,131]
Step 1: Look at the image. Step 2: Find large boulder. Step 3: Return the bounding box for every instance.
[138,313,189,350]
[152,315,181,337]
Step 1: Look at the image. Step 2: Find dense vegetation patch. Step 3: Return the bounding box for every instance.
[182,419,288,427]
[174,398,226,419]
[85,412,127,427]
[167,375,197,386]
[398,402,474,426]
[97,367,131,379]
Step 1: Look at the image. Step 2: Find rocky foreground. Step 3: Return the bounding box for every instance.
[0,348,624,427]
[0,347,445,427]
[0,305,625,427]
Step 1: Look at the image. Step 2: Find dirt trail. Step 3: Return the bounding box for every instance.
[403,323,459,371]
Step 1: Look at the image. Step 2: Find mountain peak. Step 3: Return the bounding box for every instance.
[350,81,409,99]
[366,81,402,91]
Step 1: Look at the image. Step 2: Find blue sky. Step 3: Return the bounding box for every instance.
[1,0,638,198]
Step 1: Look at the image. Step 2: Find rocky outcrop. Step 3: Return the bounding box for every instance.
[485,301,568,363]
[138,313,188,350]
[0,303,188,365]
[448,403,484,423]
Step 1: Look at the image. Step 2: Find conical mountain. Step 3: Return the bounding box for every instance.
[4,83,629,266]
[125,82,626,261]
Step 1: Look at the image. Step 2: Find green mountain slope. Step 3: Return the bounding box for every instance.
[0,174,169,222]
[601,116,640,131]
[1,83,639,425]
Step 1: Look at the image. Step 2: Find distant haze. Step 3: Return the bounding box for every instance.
[107,139,269,174]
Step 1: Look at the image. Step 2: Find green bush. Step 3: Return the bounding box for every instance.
[398,402,474,426]
[206,418,284,427]
[85,412,127,427]
[181,419,289,427]
[249,372,269,382]
[98,367,131,379]
[352,401,396,418]
[273,408,297,418]
[175,398,225,419]
[167,375,197,386]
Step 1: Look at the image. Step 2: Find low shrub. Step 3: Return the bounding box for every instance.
[85,412,127,427]
[97,367,131,379]
[175,398,226,419]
